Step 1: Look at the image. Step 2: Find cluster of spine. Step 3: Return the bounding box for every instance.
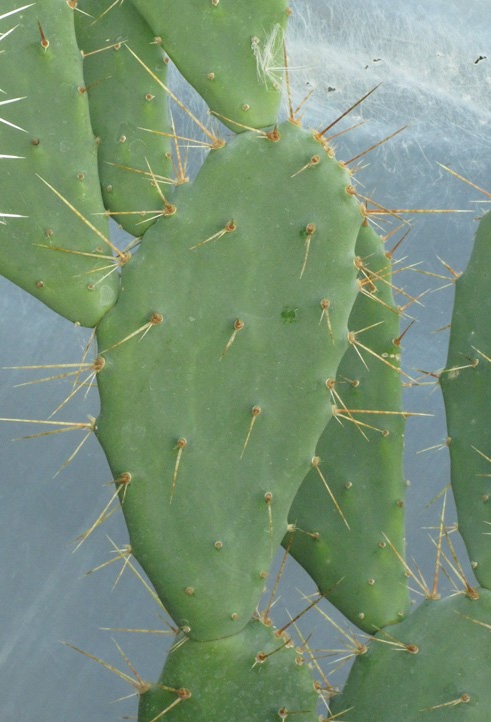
[2,1,491,721]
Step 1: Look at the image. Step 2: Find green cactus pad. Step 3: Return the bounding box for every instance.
[130,0,289,132]
[284,221,410,632]
[95,121,363,640]
[0,0,119,326]
[138,618,319,722]
[330,589,491,721]
[441,211,491,588]
[74,0,174,237]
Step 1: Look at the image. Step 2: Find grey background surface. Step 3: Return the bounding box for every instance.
[1,1,491,719]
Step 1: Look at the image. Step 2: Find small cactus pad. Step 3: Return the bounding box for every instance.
[74,0,174,237]
[330,589,491,721]
[285,221,410,632]
[138,618,319,722]
[441,211,491,588]
[95,120,363,640]
[0,0,119,326]
[130,0,289,131]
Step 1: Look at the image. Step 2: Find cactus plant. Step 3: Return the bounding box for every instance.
[1,1,360,717]
[1,1,491,721]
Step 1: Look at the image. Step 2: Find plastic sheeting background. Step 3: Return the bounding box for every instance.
[1,1,490,719]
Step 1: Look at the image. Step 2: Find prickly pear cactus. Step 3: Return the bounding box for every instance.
[2,0,362,718]
[2,1,491,721]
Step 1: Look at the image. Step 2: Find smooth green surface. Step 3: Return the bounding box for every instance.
[331,589,491,721]
[75,0,173,237]
[0,0,119,326]
[285,221,409,632]
[441,211,491,588]
[96,121,363,639]
[138,619,319,722]
[130,0,289,131]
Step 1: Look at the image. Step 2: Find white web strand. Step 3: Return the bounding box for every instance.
[288,0,491,152]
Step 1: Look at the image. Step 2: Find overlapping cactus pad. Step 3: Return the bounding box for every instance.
[331,589,491,720]
[74,0,174,237]
[441,211,491,588]
[138,618,319,722]
[130,0,289,131]
[285,221,410,632]
[95,120,363,640]
[0,0,119,326]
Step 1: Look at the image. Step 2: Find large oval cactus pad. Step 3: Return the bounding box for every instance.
[95,121,363,640]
